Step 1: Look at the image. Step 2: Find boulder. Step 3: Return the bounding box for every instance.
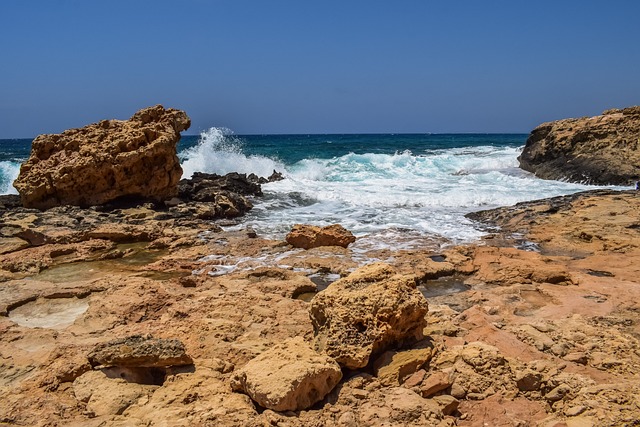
[286,224,356,249]
[309,263,429,369]
[230,337,342,412]
[88,335,193,368]
[14,105,190,209]
[518,106,640,185]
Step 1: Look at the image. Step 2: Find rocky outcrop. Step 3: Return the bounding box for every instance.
[14,105,190,209]
[518,106,640,185]
[286,224,356,249]
[231,337,342,411]
[88,335,193,368]
[309,263,429,369]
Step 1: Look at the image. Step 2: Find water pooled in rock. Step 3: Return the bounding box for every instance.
[9,297,89,329]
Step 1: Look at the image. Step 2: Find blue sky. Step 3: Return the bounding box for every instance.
[1,1,639,137]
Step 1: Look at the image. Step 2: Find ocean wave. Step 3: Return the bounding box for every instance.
[179,127,285,179]
[0,160,20,195]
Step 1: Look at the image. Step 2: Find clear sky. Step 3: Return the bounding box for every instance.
[1,1,639,138]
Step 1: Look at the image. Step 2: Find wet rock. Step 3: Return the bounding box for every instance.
[230,337,342,411]
[519,106,640,185]
[286,224,356,249]
[309,263,429,369]
[88,335,193,368]
[14,105,190,209]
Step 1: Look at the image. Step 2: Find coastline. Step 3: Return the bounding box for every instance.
[1,187,639,426]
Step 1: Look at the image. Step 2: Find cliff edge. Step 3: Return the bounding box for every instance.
[518,106,640,185]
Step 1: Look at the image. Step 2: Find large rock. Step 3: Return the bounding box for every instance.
[309,263,429,369]
[88,335,193,368]
[230,337,342,411]
[518,106,640,185]
[14,105,190,209]
[286,224,356,249]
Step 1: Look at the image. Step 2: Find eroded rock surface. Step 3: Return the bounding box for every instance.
[518,106,640,185]
[309,263,429,369]
[88,335,193,368]
[14,105,190,209]
[286,224,356,249]
[231,336,342,411]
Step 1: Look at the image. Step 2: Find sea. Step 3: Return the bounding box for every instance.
[0,129,628,253]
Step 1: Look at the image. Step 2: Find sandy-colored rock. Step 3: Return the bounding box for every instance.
[519,106,640,185]
[88,335,193,368]
[420,370,453,397]
[73,370,156,416]
[286,224,356,249]
[309,263,429,369]
[230,336,342,411]
[373,344,433,386]
[14,105,190,209]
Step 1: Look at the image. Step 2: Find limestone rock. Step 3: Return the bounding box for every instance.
[230,336,342,411]
[88,335,193,368]
[286,224,356,249]
[518,106,640,185]
[73,370,156,416]
[14,105,190,209]
[373,344,433,386]
[309,263,429,369]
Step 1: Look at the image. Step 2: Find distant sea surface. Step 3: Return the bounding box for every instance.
[0,130,626,251]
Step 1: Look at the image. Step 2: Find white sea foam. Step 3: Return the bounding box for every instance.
[0,161,20,194]
[179,127,285,179]
[241,145,621,250]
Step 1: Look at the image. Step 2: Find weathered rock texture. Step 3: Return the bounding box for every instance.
[231,337,342,411]
[286,224,356,249]
[14,105,190,209]
[88,335,193,368]
[518,106,640,185]
[309,263,429,369]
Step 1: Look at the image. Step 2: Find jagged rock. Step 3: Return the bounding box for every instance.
[518,106,640,185]
[88,335,193,368]
[309,263,429,369]
[14,105,190,209]
[230,337,342,411]
[286,224,356,249]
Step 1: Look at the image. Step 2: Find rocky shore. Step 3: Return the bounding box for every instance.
[1,108,640,426]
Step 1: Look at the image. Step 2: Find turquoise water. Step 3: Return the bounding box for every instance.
[0,130,623,250]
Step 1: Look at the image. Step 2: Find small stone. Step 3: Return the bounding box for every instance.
[565,405,587,417]
[515,370,543,392]
[564,352,588,365]
[545,384,571,402]
[420,371,452,397]
[450,381,466,399]
[402,369,427,389]
[432,395,459,416]
[337,411,357,427]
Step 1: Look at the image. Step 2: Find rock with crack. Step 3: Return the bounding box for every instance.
[309,263,429,369]
[230,337,342,411]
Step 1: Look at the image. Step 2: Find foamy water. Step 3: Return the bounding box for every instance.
[179,128,620,251]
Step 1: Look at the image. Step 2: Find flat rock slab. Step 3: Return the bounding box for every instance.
[88,335,193,368]
[231,336,342,412]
